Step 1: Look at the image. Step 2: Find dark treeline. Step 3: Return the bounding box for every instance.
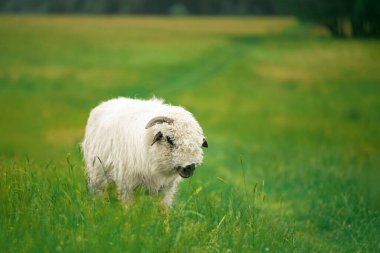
[0,0,277,15]
[0,0,379,37]
[277,0,380,37]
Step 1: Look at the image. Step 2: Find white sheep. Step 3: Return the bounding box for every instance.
[81,97,208,207]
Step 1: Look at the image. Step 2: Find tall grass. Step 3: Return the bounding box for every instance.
[0,155,296,252]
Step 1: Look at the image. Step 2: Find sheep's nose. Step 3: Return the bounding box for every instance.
[177,164,196,179]
[185,163,195,171]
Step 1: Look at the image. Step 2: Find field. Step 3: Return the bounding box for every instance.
[0,16,379,252]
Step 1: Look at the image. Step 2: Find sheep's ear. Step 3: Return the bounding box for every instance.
[145,116,174,129]
[202,138,208,148]
[151,131,163,146]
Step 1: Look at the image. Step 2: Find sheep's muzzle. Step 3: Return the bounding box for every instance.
[177,164,196,178]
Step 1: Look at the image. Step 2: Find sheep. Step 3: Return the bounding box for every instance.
[81,97,208,207]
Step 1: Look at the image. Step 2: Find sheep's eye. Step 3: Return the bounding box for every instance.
[166,136,175,146]
[202,138,208,148]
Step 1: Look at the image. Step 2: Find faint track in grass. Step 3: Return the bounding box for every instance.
[157,36,263,96]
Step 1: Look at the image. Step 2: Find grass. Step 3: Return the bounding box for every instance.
[0,16,379,252]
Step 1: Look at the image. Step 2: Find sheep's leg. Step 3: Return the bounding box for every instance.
[88,180,103,195]
[161,179,180,208]
[117,184,134,204]
[86,156,113,196]
[87,169,107,196]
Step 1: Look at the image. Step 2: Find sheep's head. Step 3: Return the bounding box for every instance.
[145,113,207,178]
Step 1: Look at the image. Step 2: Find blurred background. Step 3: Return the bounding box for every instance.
[0,0,379,252]
[1,0,380,37]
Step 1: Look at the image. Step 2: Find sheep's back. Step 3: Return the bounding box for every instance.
[83,97,164,175]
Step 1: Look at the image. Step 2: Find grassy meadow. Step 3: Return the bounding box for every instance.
[0,16,379,252]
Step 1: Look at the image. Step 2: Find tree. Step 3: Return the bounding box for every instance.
[351,0,380,37]
[274,0,380,37]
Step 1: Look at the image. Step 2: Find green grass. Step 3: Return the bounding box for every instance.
[0,16,379,252]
